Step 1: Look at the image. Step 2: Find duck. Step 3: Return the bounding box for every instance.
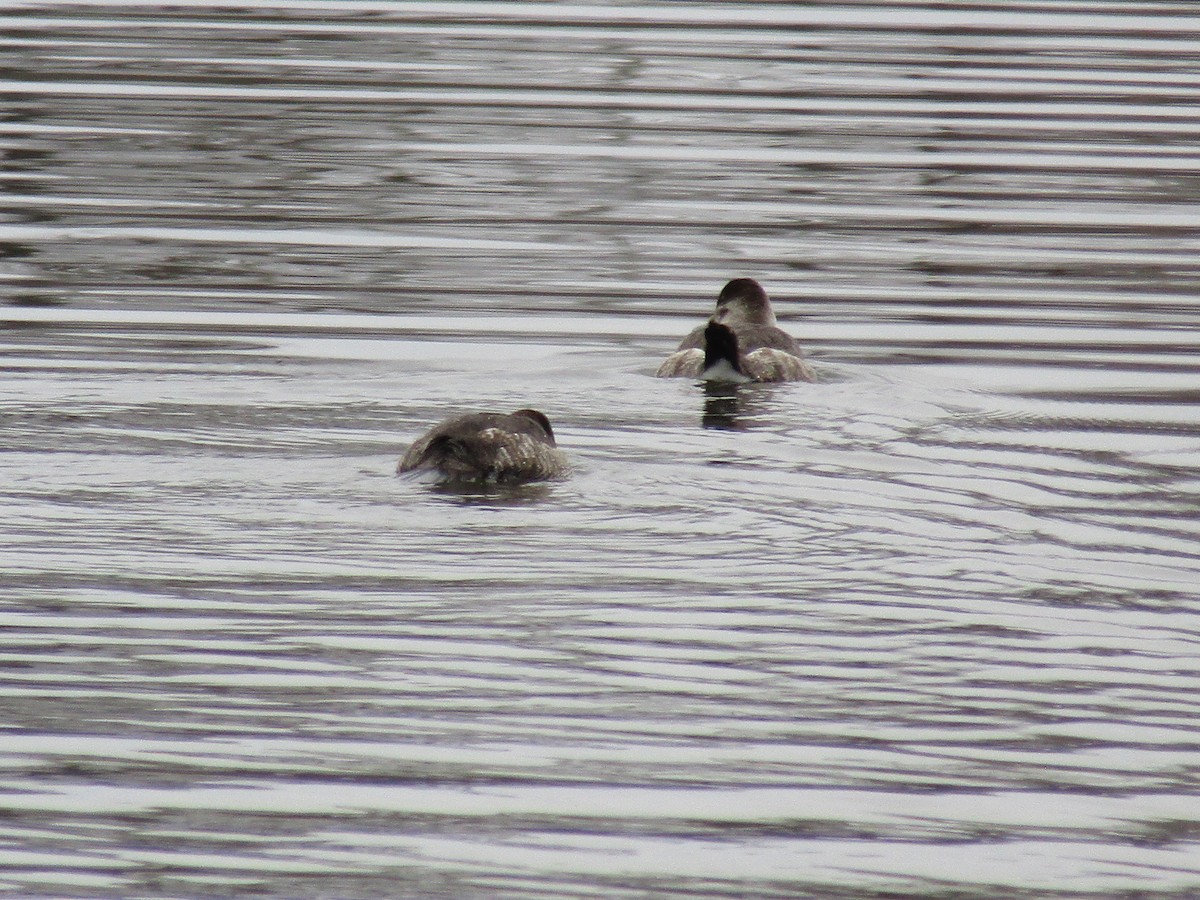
[398,408,569,484]
[656,278,814,383]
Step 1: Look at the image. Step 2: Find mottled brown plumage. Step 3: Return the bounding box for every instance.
[398,409,569,484]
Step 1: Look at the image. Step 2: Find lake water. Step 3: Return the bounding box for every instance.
[2,2,1200,898]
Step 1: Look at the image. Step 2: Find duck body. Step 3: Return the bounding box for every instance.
[656,278,814,383]
[398,409,568,484]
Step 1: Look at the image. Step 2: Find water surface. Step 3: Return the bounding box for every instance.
[2,3,1200,898]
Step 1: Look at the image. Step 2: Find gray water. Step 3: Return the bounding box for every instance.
[2,2,1200,898]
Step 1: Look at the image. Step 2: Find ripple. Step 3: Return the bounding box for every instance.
[3,2,1200,897]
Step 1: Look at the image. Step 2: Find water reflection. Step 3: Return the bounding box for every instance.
[699,381,780,431]
[424,479,559,506]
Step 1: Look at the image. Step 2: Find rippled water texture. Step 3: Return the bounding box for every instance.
[2,3,1200,898]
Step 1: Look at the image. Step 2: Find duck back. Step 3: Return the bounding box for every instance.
[399,410,568,483]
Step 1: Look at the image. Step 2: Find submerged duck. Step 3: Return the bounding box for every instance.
[656,278,814,383]
[398,408,569,484]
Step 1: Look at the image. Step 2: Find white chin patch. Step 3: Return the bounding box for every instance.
[701,359,751,383]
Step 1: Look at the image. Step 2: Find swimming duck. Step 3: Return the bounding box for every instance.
[398,409,569,484]
[656,278,814,383]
